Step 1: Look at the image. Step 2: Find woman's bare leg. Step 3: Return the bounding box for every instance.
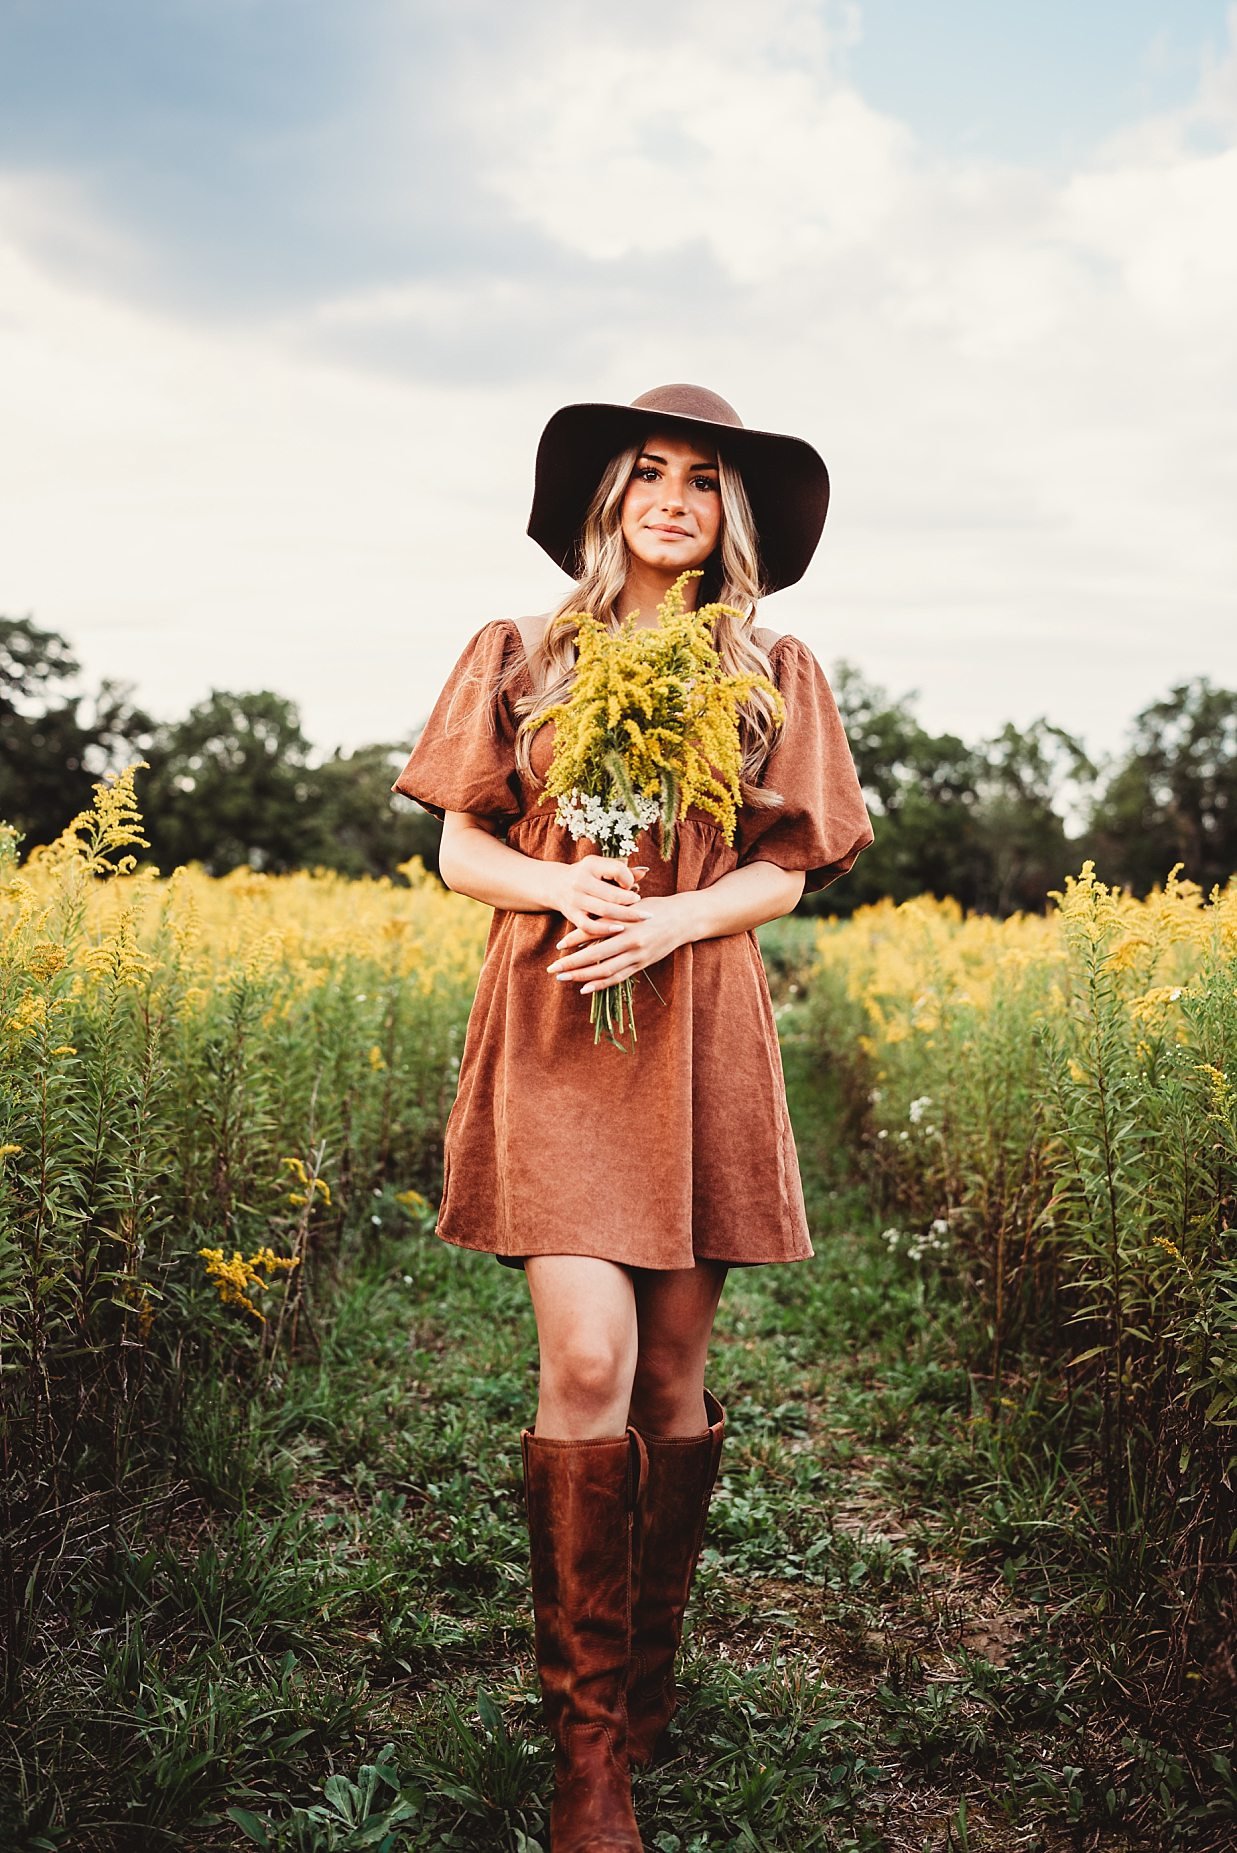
[628,1261,729,1437]
[525,1255,639,1439]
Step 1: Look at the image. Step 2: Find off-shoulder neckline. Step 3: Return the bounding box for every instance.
[487,616,803,690]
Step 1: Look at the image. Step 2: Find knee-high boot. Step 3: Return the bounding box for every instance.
[521,1426,648,1852]
[626,1389,725,1769]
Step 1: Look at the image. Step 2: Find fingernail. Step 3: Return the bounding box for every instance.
[555,940,566,950]
[556,973,571,982]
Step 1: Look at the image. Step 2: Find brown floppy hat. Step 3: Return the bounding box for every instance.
[527,382,830,595]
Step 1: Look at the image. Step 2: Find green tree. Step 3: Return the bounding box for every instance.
[141,689,319,875]
[0,615,153,848]
[1088,678,1237,894]
[973,720,1094,915]
[822,662,987,913]
[312,741,443,879]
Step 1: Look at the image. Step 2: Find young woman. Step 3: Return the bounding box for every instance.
[393,384,872,1852]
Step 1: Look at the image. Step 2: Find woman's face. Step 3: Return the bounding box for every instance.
[619,428,722,575]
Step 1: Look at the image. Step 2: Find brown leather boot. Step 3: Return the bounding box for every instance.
[626,1389,725,1769]
[521,1427,647,1852]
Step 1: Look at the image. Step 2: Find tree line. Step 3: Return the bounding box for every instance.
[3,614,1234,913]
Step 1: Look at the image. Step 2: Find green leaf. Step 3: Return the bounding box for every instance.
[225,1808,270,1847]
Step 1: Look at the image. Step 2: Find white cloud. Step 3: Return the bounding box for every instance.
[474,0,901,275]
[0,178,566,755]
[448,0,1237,750]
[0,0,1234,774]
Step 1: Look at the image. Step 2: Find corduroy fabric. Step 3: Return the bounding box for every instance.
[392,619,873,1270]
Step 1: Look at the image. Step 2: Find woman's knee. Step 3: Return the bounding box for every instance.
[630,1342,703,1419]
[541,1332,633,1412]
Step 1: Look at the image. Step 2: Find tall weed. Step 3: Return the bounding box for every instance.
[809,866,1237,1686]
[0,768,486,1671]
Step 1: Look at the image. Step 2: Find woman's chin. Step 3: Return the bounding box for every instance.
[630,543,711,575]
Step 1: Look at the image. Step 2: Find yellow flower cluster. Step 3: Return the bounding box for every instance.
[3,764,491,1363]
[198,1245,301,1322]
[818,862,1237,1063]
[528,571,783,850]
[281,1155,332,1210]
[23,760,151,883]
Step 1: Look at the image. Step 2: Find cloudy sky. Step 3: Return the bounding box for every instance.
[1,0,1234,767]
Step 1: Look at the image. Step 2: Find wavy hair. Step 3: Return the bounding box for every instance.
[511,437,783,801]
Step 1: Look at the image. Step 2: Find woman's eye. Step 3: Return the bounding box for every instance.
[635,466,659,482]
[693,476,719,492]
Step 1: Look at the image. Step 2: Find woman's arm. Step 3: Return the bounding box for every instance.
[439,810,804,994]
[438,811,650,933]
[547,862,806,996]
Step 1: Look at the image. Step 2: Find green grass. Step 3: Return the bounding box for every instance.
[2,963,1234,1849]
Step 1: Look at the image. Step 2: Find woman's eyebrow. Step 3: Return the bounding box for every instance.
[639,451,718,471]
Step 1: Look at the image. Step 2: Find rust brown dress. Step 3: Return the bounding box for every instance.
[392,619,873,1271]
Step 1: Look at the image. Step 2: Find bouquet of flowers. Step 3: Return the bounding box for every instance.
[527,571,783,1050]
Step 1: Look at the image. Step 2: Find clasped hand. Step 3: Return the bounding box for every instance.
[545,854,688,996]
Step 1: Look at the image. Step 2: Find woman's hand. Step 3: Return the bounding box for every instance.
[547,893,693,995]
[544,854,651,936]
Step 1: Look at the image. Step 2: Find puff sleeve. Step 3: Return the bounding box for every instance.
[735,635,874,893]
[390,621,523,827]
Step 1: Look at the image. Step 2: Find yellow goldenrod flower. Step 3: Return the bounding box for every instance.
[199,1245,300,1322]
[527,571,783,853]
[525,573,783,1048]
[26,942,69,981]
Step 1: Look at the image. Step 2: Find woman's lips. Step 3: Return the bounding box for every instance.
[648,524,690,537]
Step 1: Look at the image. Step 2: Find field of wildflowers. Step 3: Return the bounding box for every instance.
[2,767,1235,1847]
[809,870,1237,1687]
[0,770,487,1674]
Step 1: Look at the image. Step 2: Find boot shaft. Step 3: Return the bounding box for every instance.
[521,1428,647,1747]
[627,1389,725,1768]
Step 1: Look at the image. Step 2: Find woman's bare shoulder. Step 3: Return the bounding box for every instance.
[752,623,787,651]
[509,612,557,663]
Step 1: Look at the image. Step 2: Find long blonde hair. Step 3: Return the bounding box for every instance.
[511,438,783,802]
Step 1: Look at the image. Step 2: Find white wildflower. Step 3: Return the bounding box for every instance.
[556,788,660,858]
[908,1096,932,1123]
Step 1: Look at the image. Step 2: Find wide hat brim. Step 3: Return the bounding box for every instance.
[526,385,830,595]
